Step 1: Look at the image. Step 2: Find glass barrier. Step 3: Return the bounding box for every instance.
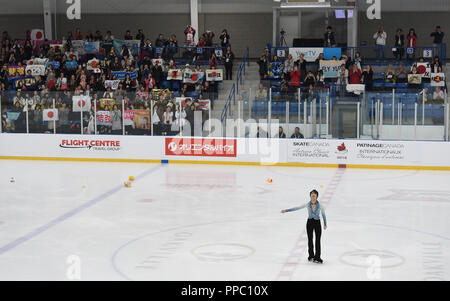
[1,84,449,141]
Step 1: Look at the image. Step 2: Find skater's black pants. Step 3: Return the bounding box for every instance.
[306,218,322,259]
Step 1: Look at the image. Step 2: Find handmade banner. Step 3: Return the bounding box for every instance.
[71,40,85,55]
[205,69,223,81]
[111,71,137,80]
[49,44,64,52]
[320,60,345,78]
[25,64,46,76]
[113,39,141,57]
[197,100,211,111]
[87,58,101,73]
[43,109,59,121]
[175,97,193,108]
[72,96,91,112]
[167,69,182,80]
[183,70,204,84]
[267,62,284,79]
[133,109,150,130]
[431,73,446,87]
[289,47,323,62]
[104,80,121,90]
[65,61,78,70]
[408,74,422,84]
[12,77,37,90]
[99,98,115,108]
[152,59,164,66]
[27,58,49,66]
[46,61,60,70]
[84,41,100,54]
[96,111,112,126]
[416,62,431,78]
[124,110,134,126]
[6,112,20,121]
[65,51,79,61]
[8,66,25,78]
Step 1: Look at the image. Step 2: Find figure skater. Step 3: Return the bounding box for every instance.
[281,189,327,263]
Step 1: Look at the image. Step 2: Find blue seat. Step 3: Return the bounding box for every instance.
[171,80,181,90]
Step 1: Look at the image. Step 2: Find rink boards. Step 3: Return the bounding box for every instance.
[1,134,450,170]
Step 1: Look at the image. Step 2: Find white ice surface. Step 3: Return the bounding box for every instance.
[0,160,449,280]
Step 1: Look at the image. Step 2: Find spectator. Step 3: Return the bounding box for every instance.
[430,26,445,60]
[202,30,215,47]
[304,71,316,87]
[349,64,362,84]
[395,64,409,83]
[124,30,133,40]
[406,28,417,62]
[336,64,348,97]
[291,127,304,138]
[111,104,122,134]
[224,46,235,80]
[433,86,445,102]
[373,25,387,61]
[277,126,286,138]
[289,65,301,88]
[184,25,196,46]
[316,70,325,87]
[295,53,307,82]
[284,54,294,81]
[58,103,69,133]
[315,53,325,71]
[167,34,178,60]
[151,60,163,87]
[352,52,362,71]
[431,56,442,73]
[209,53,219,69]
[385,64,396,83]
[324,26,336,47]
[74,28,83,40]
[393,28,405,61]
[219,29,230,47]
[255,83,268,101]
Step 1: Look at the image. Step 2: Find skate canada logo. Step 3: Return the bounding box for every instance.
[165,138,237,157]
[290,141,330,159]
[59,139,121,151]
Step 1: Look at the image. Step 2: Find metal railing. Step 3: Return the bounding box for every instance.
[220,47,249,125]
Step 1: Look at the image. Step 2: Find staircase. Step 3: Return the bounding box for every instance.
[211,61,260,122]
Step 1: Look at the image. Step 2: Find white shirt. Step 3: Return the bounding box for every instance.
[373,31,387,46]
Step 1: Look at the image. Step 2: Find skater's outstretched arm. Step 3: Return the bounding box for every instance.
[280,203,307,214]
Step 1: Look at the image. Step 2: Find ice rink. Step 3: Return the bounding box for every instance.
[0,160,449,281]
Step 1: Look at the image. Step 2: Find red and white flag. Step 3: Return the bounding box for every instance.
[43,109,59,121]
[31,29,45,41]
[72,96,92,112]
[416,63,431,78]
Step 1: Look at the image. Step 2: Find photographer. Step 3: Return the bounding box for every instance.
[324,26,336,47]
[373,25,387,61]
[219,29,230,48]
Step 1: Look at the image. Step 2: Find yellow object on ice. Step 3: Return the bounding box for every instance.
[266,178,273,183]
[129,176,135,181]
[124,182,132,188]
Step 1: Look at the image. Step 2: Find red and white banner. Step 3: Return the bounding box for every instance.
[431,73,446,87]
[31,29,44,41]
[43,109,59,121]
[206,69,223,81]
[416,62,431,78]
[87,58,101,73]
[165,138,237,157]
[167,69,182,80]
[72,96,91,112]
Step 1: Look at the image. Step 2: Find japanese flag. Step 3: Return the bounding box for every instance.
[31,29,45,41]
[73,96,92,112]
[43,109,59,121]
[87,59,101,73]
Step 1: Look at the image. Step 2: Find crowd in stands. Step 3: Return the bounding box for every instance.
[256,24,447,103]
[0,26,236,134]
